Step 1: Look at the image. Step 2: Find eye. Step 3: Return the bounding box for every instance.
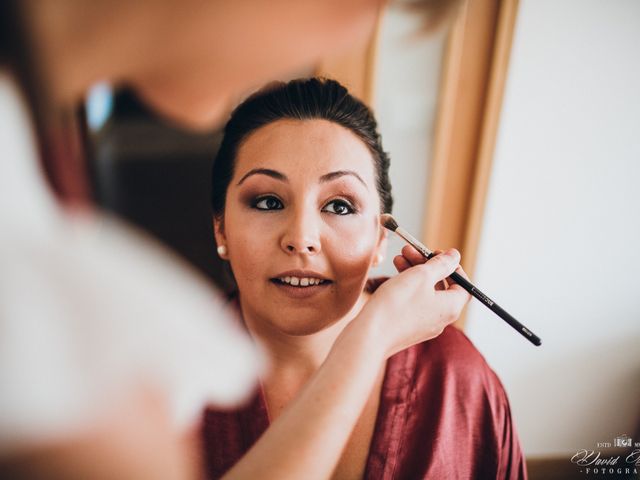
[322,199,355,216]
[252,195,284,211]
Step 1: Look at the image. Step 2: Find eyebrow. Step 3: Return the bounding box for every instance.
[237,168,368,189]
[320,170,368,189]
[237,168,287,185]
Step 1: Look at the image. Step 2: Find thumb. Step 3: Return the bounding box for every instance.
[423,249,461,284]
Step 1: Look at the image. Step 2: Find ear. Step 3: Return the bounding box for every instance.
[373,224,388,266]
[213,215,226,249]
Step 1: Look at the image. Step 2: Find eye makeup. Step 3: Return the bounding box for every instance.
[235,168,370,217]
[320,184,364,210]
[237,182,285,210]
[321,198,357,215]
[251,195,284,211]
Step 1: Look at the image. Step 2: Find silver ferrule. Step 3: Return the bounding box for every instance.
[395,227,434,259]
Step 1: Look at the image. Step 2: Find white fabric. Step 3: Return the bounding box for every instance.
[0,72,260,453]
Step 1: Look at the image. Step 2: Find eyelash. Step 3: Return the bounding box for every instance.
[323,199,356,215]
[250,195,357,215]
[251,195,284,211]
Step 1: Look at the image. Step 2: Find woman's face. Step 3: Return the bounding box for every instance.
[215,119,386,336]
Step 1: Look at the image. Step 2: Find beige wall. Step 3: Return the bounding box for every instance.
[466,0,640,457]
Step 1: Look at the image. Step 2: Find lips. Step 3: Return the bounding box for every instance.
[270,270,331,287]
[274,276,327,286]
[269,270,332,298]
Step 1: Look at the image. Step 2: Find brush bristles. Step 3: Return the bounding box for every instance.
[380,214,398,232]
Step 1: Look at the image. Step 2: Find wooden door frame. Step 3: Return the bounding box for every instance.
[423,0,520,327]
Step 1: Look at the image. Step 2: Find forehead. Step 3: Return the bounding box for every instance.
[233,119,377,184]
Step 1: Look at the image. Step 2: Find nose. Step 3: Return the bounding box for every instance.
[280,207,321,256]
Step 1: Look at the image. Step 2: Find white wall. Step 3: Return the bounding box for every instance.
[466,0,640,457]
[372,7,446,277]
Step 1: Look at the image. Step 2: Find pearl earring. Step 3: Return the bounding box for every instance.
[217,245,228,258]
[374,254,384,266]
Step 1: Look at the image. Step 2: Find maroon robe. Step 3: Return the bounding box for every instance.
[202,283,527,479]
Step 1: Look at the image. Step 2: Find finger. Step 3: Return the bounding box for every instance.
[420,248,461,285]
[441,263,472,303]
[401,244,427,266]
[393,255,412,273]
[444,265,470,291]
[440,285,472,315]
[432,250,448,290]
[453,265,470,281]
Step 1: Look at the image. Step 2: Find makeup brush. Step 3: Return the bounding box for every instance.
[380,214,541,347]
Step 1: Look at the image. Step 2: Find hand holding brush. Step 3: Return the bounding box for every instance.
[381,214,542,347]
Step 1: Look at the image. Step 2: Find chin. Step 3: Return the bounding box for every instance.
[135,83,231,131]
[269,310,345,337]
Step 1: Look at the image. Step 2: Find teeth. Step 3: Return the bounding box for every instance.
[277,276,326,287]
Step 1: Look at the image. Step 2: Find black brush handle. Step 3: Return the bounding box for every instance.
[394,228,543,347]
[448,270,542,346]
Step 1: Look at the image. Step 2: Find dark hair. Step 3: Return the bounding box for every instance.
[211,77,393,218]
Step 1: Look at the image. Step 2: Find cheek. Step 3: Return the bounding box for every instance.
[223,210,277,284]
[325,216,379,281]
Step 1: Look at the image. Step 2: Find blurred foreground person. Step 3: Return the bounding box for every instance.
[0,1,464,479]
